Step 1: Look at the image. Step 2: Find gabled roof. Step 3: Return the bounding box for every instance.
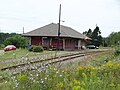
[23,23,86,39]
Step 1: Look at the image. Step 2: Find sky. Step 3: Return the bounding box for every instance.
[0,0,120,37]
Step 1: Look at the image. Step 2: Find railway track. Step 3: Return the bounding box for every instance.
[0,50,108,71]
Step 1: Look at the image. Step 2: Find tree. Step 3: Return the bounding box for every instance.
[83,28,92,38]
[91,26,102,46]
[0,32,20,44]
[87,29,92,38]
[83,25,103,46]
[4,35,28,48]
[107,32,120,46]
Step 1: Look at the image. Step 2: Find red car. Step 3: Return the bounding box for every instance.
[4,45,16,52]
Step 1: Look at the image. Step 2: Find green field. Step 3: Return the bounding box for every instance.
[0,49,54,61]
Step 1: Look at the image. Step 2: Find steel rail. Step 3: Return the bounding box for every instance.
[0,50,107,71]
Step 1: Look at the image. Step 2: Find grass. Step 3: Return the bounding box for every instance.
[0,48,120,90]
[0,48,82,69]
[0,48,55,61]
[0,49,57,69]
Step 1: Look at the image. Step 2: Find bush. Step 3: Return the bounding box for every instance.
[0,44,5,49]
[3,35,28,48]
[29,45,44,52]
[114,46,120,56]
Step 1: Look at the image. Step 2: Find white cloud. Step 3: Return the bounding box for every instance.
[0,0,119,37]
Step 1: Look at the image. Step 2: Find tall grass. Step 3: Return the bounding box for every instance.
[0,49,120,90]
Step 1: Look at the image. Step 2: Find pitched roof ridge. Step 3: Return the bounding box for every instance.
[26,23,56,33]
[23,22,86,39]
[60,24,83,34]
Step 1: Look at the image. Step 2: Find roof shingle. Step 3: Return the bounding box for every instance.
[23,23,86,39]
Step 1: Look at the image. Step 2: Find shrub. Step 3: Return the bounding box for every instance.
[29,45,34,51]
[3,35,28,48]
[0,44,5,49]
[114,47,120,56]
[29,45,44,52]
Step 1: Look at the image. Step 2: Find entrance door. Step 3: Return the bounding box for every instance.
[52,38,63,50]
[42,37,50,49]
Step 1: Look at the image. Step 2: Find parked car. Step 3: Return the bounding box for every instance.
[4,45,16,52]
[87,45,99,49]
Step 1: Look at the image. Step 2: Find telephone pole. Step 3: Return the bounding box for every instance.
[23,27,24,34]
[57,4,61,50]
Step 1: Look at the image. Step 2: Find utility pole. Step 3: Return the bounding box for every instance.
[23,27,24,34]
[57,4,61,50]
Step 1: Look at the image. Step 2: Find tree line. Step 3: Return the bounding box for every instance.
[0,32,28,49]
[0,27,120,49]
[106,32,120,46]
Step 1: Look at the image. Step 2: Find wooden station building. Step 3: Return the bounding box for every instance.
[23,23,90,50]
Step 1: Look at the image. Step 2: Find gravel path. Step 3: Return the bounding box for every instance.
[0,50,86,69]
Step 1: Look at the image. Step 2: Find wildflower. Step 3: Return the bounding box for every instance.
[21,56,24,60]
[72,86,81,90]
[46,65,48,68]
[56,82,63,88]
[38,68,42,72]
[26,53,28,57]
[30,66,35,70]
[25,58,28,61]
[82,73,87,80]
[59,74,62,77]
[29,77,33,81]
[45,77,47,80]
[11,76,16,79]
[13,71,18,75]
[74,79,80,85]
[5,81,7,83]
[41,65,44,69]
[36,74,39,77]
[41,80,44,83]
[48,63,51,66]
[106,61,113,68]
[16,82,19,88]
[56,71,59,74]
[54,68,57,70]
[30,73,33,76]
[18,66,21,68]
[77,66,84,71]
[69,82,73,87]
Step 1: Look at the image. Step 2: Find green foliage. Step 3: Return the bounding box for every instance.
[83,26,103,47]
[4,35,28,48]
[107,32,120,46]
[0,33,19,44]
[91,26,103,46]
[0,61,120,90]
[29,45,44,52]
[0,44,5,49]
[0,50,120,90]
[114,46,120,56]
